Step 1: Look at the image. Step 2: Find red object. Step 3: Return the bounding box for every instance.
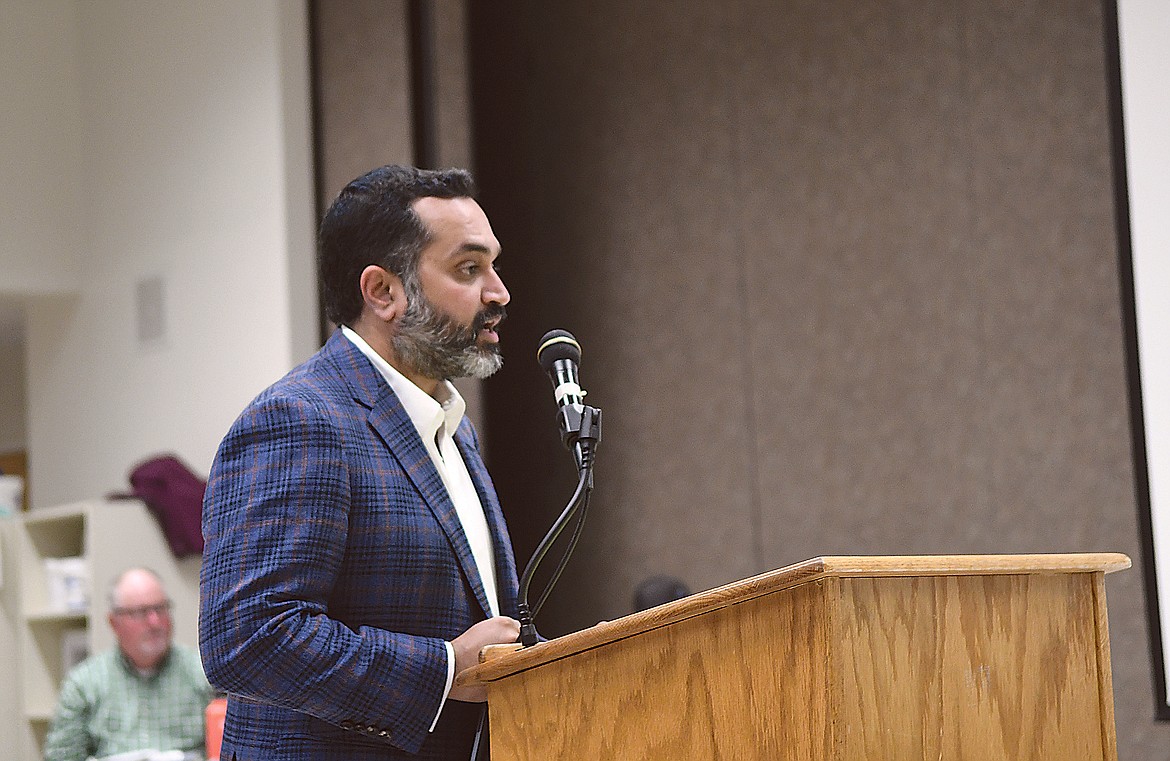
[206,696,227,760]
[112,454,206,557]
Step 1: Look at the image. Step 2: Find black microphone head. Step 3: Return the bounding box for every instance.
[537,329,581,371]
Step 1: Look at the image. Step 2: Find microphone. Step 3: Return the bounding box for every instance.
[517,330,603,646]
[536,330,598,469]
[537,328,584,412]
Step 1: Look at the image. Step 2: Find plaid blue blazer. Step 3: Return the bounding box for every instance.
[199,330,519,760]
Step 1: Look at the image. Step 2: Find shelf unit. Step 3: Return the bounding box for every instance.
[7,499,201,761]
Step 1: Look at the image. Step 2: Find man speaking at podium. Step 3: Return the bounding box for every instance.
[200,165,521,760]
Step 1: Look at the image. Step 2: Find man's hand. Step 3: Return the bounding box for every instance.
[448,616,520,702]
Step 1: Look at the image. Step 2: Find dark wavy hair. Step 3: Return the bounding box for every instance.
[318,165,477,326]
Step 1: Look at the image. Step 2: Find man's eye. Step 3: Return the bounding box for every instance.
[459,263,479,275]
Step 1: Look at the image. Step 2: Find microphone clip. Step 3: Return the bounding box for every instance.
[557,404,602,448]
[558,404,603,470]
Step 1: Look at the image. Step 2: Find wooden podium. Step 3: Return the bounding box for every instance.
[460,553,1130,760]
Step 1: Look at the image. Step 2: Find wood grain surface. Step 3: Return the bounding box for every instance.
[488,580,831,760]
[834,573,1107,760]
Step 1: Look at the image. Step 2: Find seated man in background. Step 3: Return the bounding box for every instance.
[44,567,213,761]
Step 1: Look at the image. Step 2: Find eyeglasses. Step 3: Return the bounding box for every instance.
[112,600,173,621]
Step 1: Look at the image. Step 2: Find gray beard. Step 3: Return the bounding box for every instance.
[392,280,505,382]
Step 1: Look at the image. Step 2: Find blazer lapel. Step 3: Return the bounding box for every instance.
[324,332,495,619]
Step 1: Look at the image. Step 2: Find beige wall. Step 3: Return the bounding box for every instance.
[0,0,79,465]
[466,0,1168,755]
[3,0,317,506]
[0,0,84,297]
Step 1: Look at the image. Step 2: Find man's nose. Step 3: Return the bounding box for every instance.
[484,269,510,306]
[144,607,169,623]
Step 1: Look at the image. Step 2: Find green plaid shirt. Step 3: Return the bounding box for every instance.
[44,644,213,761]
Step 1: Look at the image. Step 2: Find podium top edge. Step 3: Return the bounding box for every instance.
[814,552,1132,576]
[461,552,1130,686]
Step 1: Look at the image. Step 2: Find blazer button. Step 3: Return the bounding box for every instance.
[340,720,354,730]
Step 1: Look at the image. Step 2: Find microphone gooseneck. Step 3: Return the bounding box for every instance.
[518,330,603,647]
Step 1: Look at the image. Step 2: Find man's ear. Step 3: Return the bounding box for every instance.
[359,265,405,323]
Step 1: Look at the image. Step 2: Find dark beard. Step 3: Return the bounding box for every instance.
[392,281,506,381]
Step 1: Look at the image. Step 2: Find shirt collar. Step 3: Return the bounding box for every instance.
[341,325,466,442]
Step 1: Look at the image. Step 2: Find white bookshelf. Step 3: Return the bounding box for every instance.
[8,499,202,761]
